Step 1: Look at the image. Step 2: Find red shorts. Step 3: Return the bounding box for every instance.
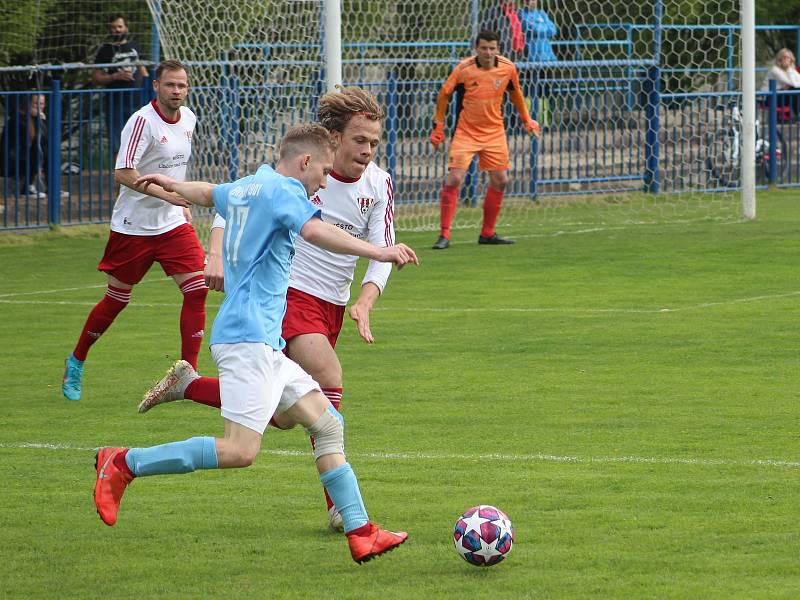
[282,287,345,348]
[98,223,206,285]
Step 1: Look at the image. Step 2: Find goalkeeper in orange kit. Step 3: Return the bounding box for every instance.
[429,29,540,249]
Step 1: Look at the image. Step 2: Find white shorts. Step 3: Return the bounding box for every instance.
[211,342,320,435]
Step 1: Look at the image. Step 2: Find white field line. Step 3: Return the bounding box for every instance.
[1,441,797,470]
[0,275,170,298]
[1,290,797,315]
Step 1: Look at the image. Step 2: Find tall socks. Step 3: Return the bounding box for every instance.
[319,463,368,533]
[439,185,459,239]
[125,436,218,477]
[73,285,131,361]
[481,186,505,238]
[179,275,208,370]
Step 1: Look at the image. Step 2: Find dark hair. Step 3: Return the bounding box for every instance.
[155,60,188,80]
[279,123,337,160]
[476,30,500,45]
[108,14,127,25]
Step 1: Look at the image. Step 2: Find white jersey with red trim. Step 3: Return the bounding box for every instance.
[111,100,196,236]
[289,161,396,305]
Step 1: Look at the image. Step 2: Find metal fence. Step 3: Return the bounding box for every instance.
[2,49,800,230]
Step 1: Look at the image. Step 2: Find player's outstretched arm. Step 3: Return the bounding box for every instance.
[134,173,216,208]
[300,217,419,269]
[205,225,225,292]
[115,168,190,207]
[429,87,453,149]
[508,87,541,137]
[348,282,381,344]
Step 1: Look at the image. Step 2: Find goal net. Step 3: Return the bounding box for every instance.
[0,1,748,237]
[340,0,745,233]
[146,0,744,241]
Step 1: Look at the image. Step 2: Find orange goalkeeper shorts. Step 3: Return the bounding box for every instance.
[447,130,509,171]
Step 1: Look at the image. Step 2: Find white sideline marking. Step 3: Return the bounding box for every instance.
[0,290,798,314]
[0,276,169,298]
[1,442,797,470]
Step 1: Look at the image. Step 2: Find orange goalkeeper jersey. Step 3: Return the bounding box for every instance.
[435,55,529,142]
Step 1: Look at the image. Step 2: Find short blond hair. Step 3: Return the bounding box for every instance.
[279,123,336,160]
[317,85,385,133]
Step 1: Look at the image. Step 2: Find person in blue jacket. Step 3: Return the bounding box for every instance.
[519,0,557,63]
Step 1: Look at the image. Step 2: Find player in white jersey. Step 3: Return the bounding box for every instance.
[61,60,208,401]
[138,87,398,531]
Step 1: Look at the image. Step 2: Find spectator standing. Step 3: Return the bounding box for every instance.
[480,1,526,63]
[0,94,47,199]
[519,0,557,63]
[91,14,148,156]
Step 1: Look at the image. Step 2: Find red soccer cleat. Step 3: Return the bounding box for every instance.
[94,447,134,526]
[346,522,408,564]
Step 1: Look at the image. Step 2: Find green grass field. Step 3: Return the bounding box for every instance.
[1,191,798,599]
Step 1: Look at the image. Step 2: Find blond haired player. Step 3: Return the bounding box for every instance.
[139,87,400,531]
[430,29,540,250]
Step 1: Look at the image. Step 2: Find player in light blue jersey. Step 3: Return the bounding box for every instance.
[93,124,419,564]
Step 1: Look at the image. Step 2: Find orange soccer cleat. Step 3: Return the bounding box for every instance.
[94,447,134,526]
[347,522,408,564]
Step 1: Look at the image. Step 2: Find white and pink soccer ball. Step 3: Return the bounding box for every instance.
[453,504,514,566]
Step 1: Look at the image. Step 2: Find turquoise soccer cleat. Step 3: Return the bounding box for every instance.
[62,354,84,401]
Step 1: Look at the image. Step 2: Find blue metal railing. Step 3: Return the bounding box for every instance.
[3,27,800,231]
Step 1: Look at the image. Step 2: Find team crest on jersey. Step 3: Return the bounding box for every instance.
[494,79,502,89]
[357,197,374,214]
[159,135,168,144]
[311,194,322,206]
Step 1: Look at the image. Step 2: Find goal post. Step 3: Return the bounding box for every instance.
[740,0,756,220]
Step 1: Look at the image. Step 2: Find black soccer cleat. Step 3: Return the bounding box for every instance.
[432,236,450,250]
[478,234,515,245]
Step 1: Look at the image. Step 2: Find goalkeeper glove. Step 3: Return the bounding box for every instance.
[429,121,445,149]
[524,118,541,138]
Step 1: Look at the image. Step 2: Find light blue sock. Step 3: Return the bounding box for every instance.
[320,463,368,533]
[125,436,218,477]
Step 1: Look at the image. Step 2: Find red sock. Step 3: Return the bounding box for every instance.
[112,448,135,478]
[319,387,343,510]
[185,377,221,408]
[179,275,208,370]
[72,285,131,361]
[481,187,505,238]
[439,185,459,239]
[322,387,342,412]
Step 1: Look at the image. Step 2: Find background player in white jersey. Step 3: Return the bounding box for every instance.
[93,124,417,564]
[139,87,397,531]
[61,60,208,402]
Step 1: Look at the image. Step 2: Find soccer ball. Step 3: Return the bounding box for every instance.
[453,505,514,566]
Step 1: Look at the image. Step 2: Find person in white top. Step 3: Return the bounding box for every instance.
[138,87,399,532]
[760,48,800,116]
[62,60,208,402]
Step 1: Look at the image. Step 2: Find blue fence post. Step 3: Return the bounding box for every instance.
[726,30,734,91]
[228,76,241,181]
[150,0,161,72]
[529,67,539,200]
[644,65,661,194]
[768,79,778,184]
[385,71,398,178]
[626,25,634,111]
[47,80,63,225]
